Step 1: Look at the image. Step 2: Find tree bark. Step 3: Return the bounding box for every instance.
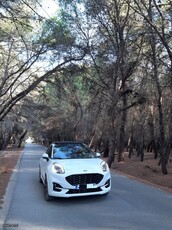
[107,138,116,168]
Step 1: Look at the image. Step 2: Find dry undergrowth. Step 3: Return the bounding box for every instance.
[110,152,172,194]
[0,147,23,209]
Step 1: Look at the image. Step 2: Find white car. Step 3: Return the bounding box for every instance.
[39,141,111,200]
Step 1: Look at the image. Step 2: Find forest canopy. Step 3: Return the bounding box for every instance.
[0,0,172,175]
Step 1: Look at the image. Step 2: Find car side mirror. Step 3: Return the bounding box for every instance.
[95,152,101,158]
[42,153,49,161]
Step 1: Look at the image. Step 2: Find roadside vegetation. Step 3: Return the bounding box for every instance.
[0,0,172,177]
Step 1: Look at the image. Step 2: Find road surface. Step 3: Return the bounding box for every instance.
[0,143,172,230]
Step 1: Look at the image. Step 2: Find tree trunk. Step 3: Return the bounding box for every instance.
[137,142,144,161]
[16,130,27,148]
[153,141,158,159]
[107,138,116,168]
[102,140,109,158]
[159,143,170,175]
[128,142,134,159]
[128,128,134,158]
[118,93,127,162]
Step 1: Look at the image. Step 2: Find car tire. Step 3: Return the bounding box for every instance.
[39,167,43,183]
[44,176,53,201]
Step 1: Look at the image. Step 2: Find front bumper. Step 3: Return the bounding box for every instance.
[47,172,111,198]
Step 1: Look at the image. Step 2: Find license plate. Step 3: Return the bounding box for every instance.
[87,184,97,189]
[79,184,87,189]
[75,184,87,190]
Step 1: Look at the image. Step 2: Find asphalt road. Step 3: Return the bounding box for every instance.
[1,143,172,230]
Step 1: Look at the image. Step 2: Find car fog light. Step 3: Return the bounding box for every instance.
[105,179,110,188]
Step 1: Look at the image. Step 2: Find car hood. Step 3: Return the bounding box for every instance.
[52,158,104,173]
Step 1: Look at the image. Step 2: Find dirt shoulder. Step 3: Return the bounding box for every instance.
[0,147,23,209]
[0,148,172,209]
[109,152,172,194]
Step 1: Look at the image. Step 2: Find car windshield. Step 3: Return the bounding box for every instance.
[53,143,95,159]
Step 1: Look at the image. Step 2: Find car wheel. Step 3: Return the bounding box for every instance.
[44,176,53,201]
[39,167,43,183]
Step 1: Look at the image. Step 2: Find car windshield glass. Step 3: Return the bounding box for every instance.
[53,143,95,159]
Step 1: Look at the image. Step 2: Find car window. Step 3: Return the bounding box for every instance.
[53,143,95,159]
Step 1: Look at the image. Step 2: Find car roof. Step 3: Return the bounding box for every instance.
[53,141,84,145]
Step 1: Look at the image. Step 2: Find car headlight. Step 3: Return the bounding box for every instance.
[52,163,65,174]
[101,161,109,172]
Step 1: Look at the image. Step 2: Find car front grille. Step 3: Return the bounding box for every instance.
[66,173,103,186]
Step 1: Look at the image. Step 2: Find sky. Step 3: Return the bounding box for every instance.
[39,0,59,18]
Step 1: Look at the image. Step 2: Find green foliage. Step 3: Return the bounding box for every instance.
[58,0,83,7]
[40,17,75,48]
[0,0,35,41]
[44,68,91,108]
